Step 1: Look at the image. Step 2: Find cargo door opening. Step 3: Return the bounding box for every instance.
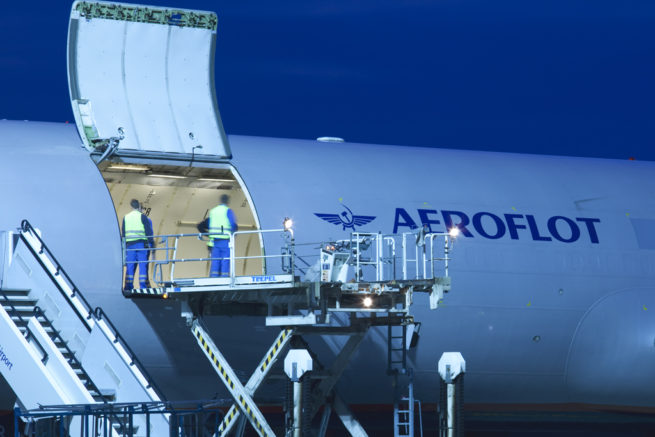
[98,161,262,281]
[68,2,265,281]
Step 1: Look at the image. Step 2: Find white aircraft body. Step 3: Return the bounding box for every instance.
[2,119,655,412]
[1,0,655,426]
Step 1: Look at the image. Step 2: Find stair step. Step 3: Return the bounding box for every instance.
[0,290,31,298]
[3,298,36,305]
[87,388,116,403]
[92,395,108,403]
[60,350,75,359]
[7,307,37,315]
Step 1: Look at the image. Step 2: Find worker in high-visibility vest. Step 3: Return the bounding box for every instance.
[122,199,155,290]
[197,194,238,277]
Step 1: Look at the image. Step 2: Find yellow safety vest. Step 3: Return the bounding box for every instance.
[209,205,231,240]
[124,210,146,242]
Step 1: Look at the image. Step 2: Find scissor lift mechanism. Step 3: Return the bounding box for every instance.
[125,228,455,436]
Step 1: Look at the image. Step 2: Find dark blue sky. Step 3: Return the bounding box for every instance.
[1,1,654,160]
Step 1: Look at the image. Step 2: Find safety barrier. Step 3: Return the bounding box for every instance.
[328,230,455,283]
[123,228,294,286]
[402,230,455,280]
[123,226,455,286]
[14,400,228,437]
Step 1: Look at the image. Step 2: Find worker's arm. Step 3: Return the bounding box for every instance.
[141,214,155,247]
[197,218,209,234]
[227,209,238,233]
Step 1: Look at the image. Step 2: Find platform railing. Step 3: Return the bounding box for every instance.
[347,233,397,282]
[229,228,294,282]
[123,228,294,286]
[402,231,454,280]
[123,227,454,286]
[328,230,454,283]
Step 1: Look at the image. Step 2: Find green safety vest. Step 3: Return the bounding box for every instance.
[209,204,231,241]
[124,210,146,242]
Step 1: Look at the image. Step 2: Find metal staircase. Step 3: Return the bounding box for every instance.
[0,220,169,436]
[0,289,109,403]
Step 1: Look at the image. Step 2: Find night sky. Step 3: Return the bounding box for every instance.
[1,1,654,160]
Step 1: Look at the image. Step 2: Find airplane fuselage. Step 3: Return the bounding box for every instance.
[2,120,655,410]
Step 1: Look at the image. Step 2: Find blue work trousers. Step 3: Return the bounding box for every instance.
[125,240,149,289]
[210,239,230,278]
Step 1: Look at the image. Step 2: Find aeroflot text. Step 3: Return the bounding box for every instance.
[393,209,600,244]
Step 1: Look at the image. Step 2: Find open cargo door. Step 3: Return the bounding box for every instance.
[67,1,231,162]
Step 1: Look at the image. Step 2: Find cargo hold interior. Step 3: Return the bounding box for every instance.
[97,160,263,281]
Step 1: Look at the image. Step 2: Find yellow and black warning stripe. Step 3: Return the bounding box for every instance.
[125,287,166,295]
[217,329,294,434]
[194,327,270,437]
[260,328,293,373]
[217,405,239,433]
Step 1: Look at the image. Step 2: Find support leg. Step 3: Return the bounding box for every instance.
[214,328,295,436]
[307,331,366,418]
[191,320,275,437]
[293,333,369,436]
[333,394,368,437]
[317,404,332,437]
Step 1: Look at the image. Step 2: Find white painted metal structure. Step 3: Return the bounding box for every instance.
[284,349,313,437]
[67,1,230,160]
[0,224,168,436]
[191,320,275,437]
[439,352,466,437]
[216,328,295,436]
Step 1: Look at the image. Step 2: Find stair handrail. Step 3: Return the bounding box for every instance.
[20,219,166,403]
[32,306,106,402]
[93,306,165,401]
[0,289,49,365]
[20,219,95,330]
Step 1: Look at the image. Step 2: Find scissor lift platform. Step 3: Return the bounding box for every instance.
[124,274,296,296]
[124,275,450,320]
[121,228,455,436]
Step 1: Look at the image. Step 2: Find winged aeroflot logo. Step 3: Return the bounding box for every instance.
[315,204,376,231]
